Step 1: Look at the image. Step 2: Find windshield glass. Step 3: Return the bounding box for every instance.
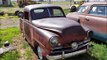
[77,6,88,14]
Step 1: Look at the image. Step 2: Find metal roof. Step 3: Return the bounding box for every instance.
[24,4,60,12]
[82,2,107,6]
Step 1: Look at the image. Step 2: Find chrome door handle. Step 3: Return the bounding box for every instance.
[85,18,89,21]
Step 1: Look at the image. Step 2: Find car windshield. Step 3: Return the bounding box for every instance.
[77,6,88,14]
[31,7,65,20]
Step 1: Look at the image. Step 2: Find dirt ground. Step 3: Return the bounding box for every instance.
[0,18,19,29]
[13,34,38,60]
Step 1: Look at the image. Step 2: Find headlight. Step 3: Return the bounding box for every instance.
[50,36,59,46]
[71,42,78,50]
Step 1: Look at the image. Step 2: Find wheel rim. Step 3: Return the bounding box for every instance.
[37,46,43,60]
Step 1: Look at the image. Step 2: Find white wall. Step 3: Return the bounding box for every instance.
[89,0,107,2]
[0,0,2,5]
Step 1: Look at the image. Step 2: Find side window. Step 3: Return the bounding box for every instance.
[89,5,107,16]
[24,11,29,20]
[89,6,97,15]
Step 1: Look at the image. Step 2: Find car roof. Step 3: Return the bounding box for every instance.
[82,2,107,6]
[24,4,60,12]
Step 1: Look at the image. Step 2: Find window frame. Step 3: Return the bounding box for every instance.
[88,4,107,17]
[24,11,29,20]
[49,7,65,17]
[31,8,49,20]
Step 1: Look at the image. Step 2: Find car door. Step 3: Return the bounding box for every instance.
[23,11,32,42]
[81,5,107,34]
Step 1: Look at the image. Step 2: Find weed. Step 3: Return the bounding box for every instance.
[0,50,20,60]
[25,47,33,60]
[0,27,20,47]
[0,27,20,60]
[91,43,107,60]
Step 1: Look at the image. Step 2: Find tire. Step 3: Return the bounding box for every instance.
[35,45,48,60]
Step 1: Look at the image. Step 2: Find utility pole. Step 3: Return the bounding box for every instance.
[70,0,74,6]
[70,0,72,6]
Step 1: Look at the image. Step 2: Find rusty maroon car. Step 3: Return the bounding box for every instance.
[67,2,107,42]
[20,4,92,60]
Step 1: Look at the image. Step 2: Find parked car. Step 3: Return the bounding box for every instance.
[67,2,107,42]
[20,4,92,60]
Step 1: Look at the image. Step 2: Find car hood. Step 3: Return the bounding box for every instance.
[32,17,80,33]
[32,17,86,44]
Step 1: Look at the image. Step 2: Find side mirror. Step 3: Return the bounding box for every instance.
[15,10,24,18]
[18,12,24,18]
[70,6,77,12]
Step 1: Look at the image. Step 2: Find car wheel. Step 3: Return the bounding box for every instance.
[37,46,48,60]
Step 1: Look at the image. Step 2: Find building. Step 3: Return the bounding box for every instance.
[88,0,107,1]
[0,0,11,5]
[35,0,67,2]
[0,0,2,5]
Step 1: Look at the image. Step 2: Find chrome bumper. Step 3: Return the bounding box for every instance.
[47,49,87,60]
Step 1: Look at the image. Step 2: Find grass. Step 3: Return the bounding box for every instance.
[0,27,34,60]
[0,27,20,60]
[25,47,33,60]
[0,50,20,60]
[22,40,34,60]
[91,43,107,60]
[0,27,20,47]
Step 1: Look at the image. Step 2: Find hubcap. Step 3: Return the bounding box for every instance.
[37,46,43,60]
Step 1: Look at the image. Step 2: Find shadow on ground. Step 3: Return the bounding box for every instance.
[91,38,107,45]
[59,53,97,60]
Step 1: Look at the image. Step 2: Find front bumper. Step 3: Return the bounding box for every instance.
[47,49,87,60]
[46,40,91,60]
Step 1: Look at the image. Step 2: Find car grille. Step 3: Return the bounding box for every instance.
[49,40,89,56]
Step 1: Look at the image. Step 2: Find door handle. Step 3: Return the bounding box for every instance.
[85,18,89,21]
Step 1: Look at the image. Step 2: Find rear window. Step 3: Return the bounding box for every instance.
[50,8,64,17]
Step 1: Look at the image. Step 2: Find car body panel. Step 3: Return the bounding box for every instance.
[20,4,91,59]
[67,2,107,41]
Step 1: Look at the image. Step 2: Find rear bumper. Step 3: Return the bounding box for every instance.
[46,49,87,60]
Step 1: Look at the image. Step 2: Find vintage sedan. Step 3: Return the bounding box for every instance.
[20,4,92,60]
[67,2,107,42]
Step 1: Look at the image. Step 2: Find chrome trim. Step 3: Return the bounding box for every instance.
[47,49,87,60]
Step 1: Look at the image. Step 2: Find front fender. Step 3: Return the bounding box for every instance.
[32,26,58,55]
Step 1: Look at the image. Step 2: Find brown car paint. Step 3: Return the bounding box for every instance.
[20,4,91,59]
